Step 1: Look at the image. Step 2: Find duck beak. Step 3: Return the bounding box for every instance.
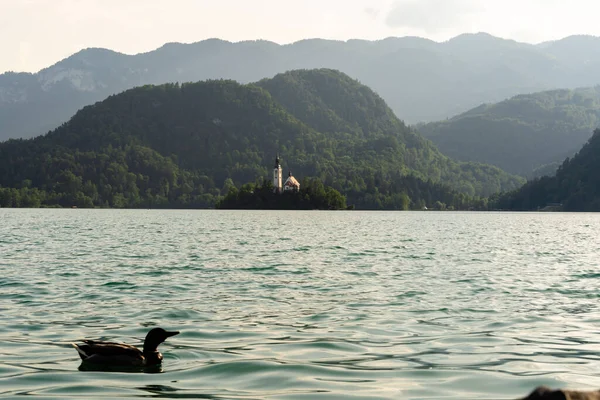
[166,331,180,337]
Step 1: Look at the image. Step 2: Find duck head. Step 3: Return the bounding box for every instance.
[142,328,179,353]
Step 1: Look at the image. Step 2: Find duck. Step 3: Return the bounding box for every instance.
[73,327,179,366]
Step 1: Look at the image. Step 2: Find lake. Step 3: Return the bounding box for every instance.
[1,210,600,399]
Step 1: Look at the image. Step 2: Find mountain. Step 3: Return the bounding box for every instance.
[0,69,523,209]
[494,129,600,211]
[418,86,600,176]
[2,33,600,141]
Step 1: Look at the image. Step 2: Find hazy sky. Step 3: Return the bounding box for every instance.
[1,0,599,74]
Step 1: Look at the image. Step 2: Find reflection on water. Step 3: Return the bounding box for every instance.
[78,362,163,374]
[1,210,600,399]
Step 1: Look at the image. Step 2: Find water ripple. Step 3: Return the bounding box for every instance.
[1,210,600,399]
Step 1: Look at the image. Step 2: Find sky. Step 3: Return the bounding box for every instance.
[1,0,599,74]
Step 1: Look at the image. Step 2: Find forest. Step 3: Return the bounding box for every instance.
[493,129,600,211]
[216,178,348,210]
[0,69,520,210]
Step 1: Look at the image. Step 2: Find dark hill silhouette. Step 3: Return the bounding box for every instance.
[495,129,600,211]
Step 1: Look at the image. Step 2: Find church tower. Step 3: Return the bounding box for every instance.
[273,155,283,193]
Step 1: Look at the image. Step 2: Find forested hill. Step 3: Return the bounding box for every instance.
[0,69,523,209]
[3,33,600,141]
[418,87,600,176]
[256,70,523,197]
[495,129,600,211]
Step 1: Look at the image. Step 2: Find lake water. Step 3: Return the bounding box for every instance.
[1,210,600,399]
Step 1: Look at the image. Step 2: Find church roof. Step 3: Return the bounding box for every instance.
[284,175,300,187]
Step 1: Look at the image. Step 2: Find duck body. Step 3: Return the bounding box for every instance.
[73,328,179,367]
[74,340,154,366]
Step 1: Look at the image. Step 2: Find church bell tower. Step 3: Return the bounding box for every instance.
[273,155,283,193]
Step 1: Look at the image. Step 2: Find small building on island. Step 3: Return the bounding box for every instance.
[273,155,300,193]
[283,171,300,192]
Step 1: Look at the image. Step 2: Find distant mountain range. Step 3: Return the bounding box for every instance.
[2,33,600,141]
[418,86,600,176]
[0,69,523,209]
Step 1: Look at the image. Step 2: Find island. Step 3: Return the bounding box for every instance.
[216,156,347,210]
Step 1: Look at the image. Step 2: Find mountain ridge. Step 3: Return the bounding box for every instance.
[2,33,600,140]
[418,86,600,176]
[16,33,598,72]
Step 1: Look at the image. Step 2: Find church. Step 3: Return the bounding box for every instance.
[273,155,300,193]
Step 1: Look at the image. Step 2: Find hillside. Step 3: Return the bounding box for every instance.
[0,69,523,209]
[418,87,600,176]
[2,33,600,141]
[494,129,600,211]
